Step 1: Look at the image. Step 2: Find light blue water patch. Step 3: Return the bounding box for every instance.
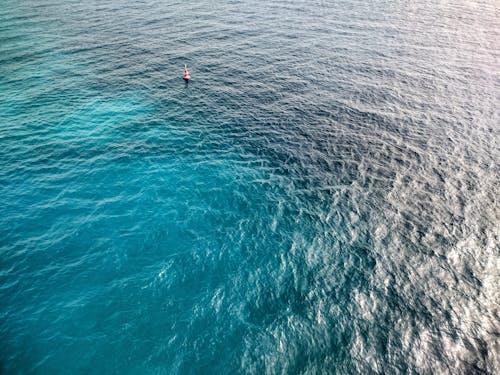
[55,94,156,141]
[1,153,277,373]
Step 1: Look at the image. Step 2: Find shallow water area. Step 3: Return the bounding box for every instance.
[1,0,499,373]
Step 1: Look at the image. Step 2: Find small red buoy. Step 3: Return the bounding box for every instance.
[183,65,191,81]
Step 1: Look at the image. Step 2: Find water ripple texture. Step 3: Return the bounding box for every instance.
[1,0,499,373]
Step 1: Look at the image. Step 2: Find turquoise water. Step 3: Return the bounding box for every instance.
[1,0,499,373]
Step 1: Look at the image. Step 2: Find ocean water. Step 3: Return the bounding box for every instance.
[1,0,499,373]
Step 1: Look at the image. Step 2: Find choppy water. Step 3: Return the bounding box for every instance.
[1,0,499,373]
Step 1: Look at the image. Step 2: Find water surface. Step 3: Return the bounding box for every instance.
[1,0,499,373]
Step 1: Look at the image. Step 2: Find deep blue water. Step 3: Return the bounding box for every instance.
[1,0,499,373]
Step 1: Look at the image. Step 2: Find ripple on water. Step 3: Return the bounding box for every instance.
[1,0,499,373]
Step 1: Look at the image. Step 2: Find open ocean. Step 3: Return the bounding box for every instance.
[1,0,499,373]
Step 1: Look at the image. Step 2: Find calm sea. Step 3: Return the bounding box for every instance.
[1,0,499,373]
